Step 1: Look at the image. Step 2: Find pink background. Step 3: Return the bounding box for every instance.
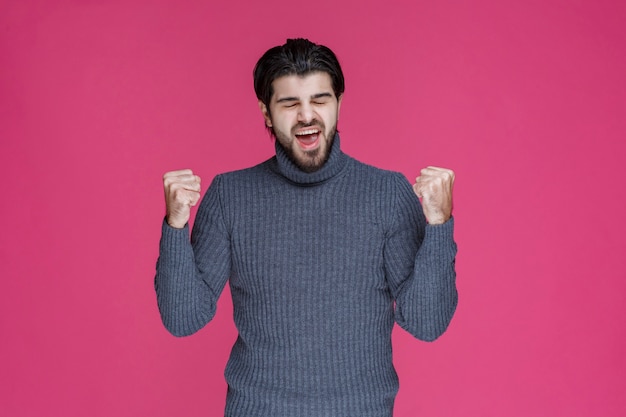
[1,0,625,416]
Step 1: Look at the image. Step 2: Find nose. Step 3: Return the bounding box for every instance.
[297,103,314,124]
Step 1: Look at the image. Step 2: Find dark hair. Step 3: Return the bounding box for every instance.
[253,38,345,106]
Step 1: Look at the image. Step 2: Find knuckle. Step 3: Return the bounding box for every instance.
[169,181,182,191]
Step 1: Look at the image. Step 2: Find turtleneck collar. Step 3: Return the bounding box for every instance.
[269,133,349,185]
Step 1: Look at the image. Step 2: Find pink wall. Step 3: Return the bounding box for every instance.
[1,0,625,416]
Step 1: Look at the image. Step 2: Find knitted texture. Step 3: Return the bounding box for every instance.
[155,135,458,416]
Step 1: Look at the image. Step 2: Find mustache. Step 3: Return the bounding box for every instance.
[292,121,324,130]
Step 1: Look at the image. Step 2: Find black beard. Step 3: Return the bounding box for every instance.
[278,127,336,173]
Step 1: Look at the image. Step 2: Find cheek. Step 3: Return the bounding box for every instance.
[275,112,294,125]
[323,109,338,126]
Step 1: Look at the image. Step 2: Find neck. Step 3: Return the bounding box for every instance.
[271,133,348,185]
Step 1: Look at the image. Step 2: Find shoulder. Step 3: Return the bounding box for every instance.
[345,155,412,189]
[211,157,275,186]
[345,156,422,231]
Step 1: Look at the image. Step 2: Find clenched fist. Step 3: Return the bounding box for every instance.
[163,169,202,229]
[413,166,455,225]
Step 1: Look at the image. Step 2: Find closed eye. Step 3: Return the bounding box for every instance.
[311,93,333,104]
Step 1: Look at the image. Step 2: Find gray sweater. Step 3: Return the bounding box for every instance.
[155,135,458,416]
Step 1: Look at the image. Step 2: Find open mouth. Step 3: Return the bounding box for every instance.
[294,128,321,150]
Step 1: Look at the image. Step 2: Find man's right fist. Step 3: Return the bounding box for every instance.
[163,169,202,229]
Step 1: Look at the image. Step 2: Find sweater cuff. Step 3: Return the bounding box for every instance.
[424,216,454,238]
[159,218,192,265]
[423,216,456,256]
[161,217,190,237]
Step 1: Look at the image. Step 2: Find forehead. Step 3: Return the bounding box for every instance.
[271,72,334,102]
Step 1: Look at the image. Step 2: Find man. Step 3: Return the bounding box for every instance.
[155,38,457,417]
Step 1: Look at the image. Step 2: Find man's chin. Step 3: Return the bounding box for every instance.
[296,135,335,173]
[276,128,335,173]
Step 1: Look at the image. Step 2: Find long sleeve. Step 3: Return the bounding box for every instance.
[154,175,231,337]
[384,173,458,342]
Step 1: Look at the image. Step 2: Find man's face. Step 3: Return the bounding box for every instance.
[259,72,342,173]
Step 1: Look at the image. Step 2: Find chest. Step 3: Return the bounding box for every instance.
[226,180,389,295]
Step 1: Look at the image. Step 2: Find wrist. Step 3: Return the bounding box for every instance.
[166,216,187,229]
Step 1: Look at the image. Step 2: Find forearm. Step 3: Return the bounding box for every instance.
[155,221,219,337]
[394,218,458,342]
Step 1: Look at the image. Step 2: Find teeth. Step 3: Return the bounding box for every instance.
[296,129,320,136]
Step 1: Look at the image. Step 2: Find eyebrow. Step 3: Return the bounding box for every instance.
[276,92,334,103]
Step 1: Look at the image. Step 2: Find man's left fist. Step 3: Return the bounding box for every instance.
[413,166,455,225]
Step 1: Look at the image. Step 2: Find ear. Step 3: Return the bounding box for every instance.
[258,100,272,127]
